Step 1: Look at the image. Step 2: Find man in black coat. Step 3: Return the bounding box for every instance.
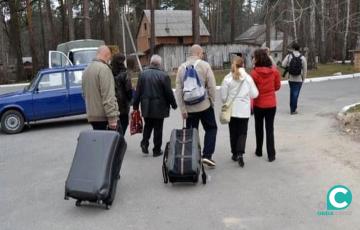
[133,55,177,157]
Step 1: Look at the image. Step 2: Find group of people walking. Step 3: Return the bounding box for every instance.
[81,42,307,168]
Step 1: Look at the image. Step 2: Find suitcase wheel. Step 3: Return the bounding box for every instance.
[202,173,207,185]
[75,200,81,207]
[105,204,110,210]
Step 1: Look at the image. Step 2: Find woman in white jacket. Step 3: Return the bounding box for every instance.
[220,56,259,167]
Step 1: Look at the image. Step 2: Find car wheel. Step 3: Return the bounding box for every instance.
[0,110,25,134]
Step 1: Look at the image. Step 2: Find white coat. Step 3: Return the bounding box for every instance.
[220,68,259,118]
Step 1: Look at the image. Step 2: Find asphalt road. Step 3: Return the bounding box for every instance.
[1,78,360,230]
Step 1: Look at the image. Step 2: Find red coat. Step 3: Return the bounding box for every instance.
[251,67,281,108]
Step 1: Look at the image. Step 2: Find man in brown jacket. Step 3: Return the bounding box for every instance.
[175,44,217,167]
[82,45,120,130]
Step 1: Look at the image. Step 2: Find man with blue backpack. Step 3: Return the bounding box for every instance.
[175,44,217,167]
[282,43,308,115]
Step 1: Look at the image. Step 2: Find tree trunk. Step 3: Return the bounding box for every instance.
[230,0,235,43]
[25,0,39,74]
[109,0,121,45]
[58,0,67,42]
[67,0,75,40]
[291,0,297,42]
[319,0,326,63]
[39,0,47,66]
[192,0,200,44]
[83,0,91,38]
[98,0,106,40]
[342,0,350,64]
[282,1,289,58]
[308,0,317,69]
[0,10,7,83]
[8,0,25,82]
[150,0,155,56]
[265,2,271,49]
[45,0,57,49]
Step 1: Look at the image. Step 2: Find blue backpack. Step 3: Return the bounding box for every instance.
[182,60,206,105]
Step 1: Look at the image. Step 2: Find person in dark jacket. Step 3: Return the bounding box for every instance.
[111,53,133,135]
[133,55,177,157]
[251,49,281,162]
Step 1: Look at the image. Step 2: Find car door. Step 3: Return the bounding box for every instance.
[48,51,73,68]
[32,71,70,119]
[67,69,86,114]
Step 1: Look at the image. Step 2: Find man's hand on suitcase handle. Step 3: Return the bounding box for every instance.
[108,118,118,130]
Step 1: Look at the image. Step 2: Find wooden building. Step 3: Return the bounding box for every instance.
[136,10,210,64]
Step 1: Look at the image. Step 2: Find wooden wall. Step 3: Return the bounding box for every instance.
[157,43,259,72]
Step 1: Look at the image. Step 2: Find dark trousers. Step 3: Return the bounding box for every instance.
[289,81,303,113]
[141,118,164,153]
[229,117,249,155]
[186,106,217,159]
[119,114,129,135]
[90,121,108,130]
[254,107,276,159]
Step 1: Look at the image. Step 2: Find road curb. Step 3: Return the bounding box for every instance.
[1,72,359,89]
[337,102,360,120]
[0,83,29,88]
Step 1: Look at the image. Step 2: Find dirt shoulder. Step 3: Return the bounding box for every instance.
[338,104,360,141]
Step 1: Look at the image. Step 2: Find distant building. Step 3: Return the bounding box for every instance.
[136,10,210,64]
[235,24,294,62]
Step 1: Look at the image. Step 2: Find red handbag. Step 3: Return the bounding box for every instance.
[130,110,143,135]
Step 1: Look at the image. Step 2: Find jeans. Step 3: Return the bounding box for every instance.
[141,118,164,153]
[289,81,303,113]
[229,117,249,155]
[186,106,217,159]
[254,107,276,160]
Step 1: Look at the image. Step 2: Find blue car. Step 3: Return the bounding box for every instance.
[0,65,87,134]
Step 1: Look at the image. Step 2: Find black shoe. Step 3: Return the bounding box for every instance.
[231,153,240,162]
[202,157,216,167]
[291,111,298,115]
[268,156,276,162]
[238,155,244,168]
[153,150,163,157]
[141,143,149,154]
[255,151,262,157]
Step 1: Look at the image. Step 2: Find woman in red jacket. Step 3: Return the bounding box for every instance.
[251,49,281,162]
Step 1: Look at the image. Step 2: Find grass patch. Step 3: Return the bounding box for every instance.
[131,63,358,88]
[347,104,360,113]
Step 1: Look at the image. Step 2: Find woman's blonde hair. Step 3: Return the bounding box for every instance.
[231,56,244,80]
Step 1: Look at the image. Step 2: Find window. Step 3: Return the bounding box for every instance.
[144,23,147,31]
[68,70,84,87]
[38,72,66,91]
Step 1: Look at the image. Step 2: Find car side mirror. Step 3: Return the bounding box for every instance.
[34,87,39,94]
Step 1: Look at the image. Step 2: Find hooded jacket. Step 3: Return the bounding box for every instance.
[251,67,281,108]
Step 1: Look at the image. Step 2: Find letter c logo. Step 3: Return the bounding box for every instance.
[327,185,352,210]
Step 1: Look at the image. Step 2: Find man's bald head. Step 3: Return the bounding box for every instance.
[96,45,112,63]
[190,44,204,58]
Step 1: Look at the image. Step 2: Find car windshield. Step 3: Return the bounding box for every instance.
[24,72,40,91]
[73,50,97,65]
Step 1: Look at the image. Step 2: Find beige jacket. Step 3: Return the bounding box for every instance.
[82,60,119,122]
[175,56,216,113]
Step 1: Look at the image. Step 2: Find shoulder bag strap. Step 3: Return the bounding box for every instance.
[227,76,245,106]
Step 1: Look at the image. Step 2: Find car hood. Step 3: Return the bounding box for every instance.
[0,91,25,99]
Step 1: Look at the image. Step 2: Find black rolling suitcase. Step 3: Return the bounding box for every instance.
[65,130,126,209]
[162,127,206,184]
